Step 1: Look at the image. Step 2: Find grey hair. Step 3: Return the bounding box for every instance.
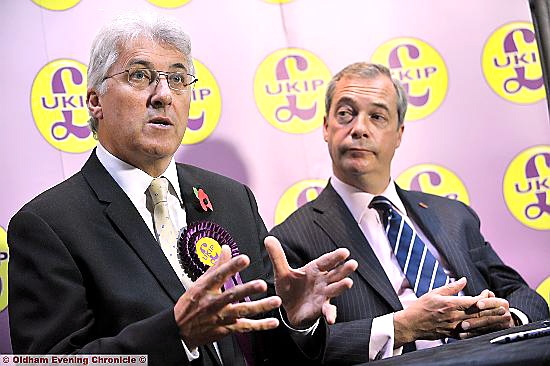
[324,62,408,127]
[87,12,194,136]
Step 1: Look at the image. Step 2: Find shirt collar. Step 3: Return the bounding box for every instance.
[96,143,183,205]
[330,175,406,223]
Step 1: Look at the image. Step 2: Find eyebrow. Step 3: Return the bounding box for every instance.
[334,96,358,109]
[371,102,391,114]
[127,59,188,71]
[333,97,392,115]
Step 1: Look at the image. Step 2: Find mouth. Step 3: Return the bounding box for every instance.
[347,147,374,154]
[148,117,173,127]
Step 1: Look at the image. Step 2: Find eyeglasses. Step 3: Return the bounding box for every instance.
[104,67,198,93]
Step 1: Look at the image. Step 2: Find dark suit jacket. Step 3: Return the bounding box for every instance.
[8,151,317,366]
[270,182,549,365]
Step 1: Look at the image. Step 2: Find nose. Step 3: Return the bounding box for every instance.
[150,75,172,108]
[350,113,369,139]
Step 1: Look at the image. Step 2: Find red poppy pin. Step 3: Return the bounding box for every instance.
[193,187,213,212]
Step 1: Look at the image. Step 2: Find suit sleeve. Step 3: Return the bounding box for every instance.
[240,185,326,365]
[8,209,190,366]
[271,217,373,365]
[461,203,549,322]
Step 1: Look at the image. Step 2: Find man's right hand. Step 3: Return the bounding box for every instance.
[173,245,282,350]
[393,278,491,347]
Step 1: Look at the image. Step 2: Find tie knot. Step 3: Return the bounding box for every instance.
[369,195,393,227]
[368,195,392,210]
[149,177,170,205]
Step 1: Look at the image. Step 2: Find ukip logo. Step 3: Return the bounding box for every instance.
[504,146,550,230]
[0,227,8,312]
[183,59,221,145]
[254,48,331,134]
[396,164,470,205]
[274,179,326,225]
[31,59,96,153]
[146,0,192,8]
[482,22,545,104]
[31,0,80,10]
[371,37,448,122]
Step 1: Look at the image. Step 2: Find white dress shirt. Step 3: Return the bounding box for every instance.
[331,176,457,360]
[96,144,211,362]
[330,176,527,360]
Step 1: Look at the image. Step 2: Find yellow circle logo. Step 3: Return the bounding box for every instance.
[396,164,470,205]
[31,59,96,153]
[254,48,331,134]
[146,0,191,7]
[0,227,8,312]
[195,237,222,267]
[536,276,550,308]
[274,179,327,225]
[503,145,550,230]
[31,0,80,10]
[482,22,545,104]
[183,59,221,145]
[371,37,448,122]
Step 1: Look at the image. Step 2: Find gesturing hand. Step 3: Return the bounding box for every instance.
[174,245,282,349]
[264,236,358,328]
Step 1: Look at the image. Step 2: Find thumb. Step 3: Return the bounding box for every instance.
[433,277,467,296]
[264,236,290,277]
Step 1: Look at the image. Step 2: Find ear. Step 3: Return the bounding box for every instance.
[323,115,329,142]
[87,90,103,120]
[395,124,405,149]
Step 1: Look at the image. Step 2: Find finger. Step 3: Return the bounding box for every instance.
[314,248,352,272]
[326,259,358,283]
[264,236,291,278]
[226,317,280,333]
[432,277,467,296]
[211,245,233,270]
[212,280,270,310]
[223,296,282,321]
[463,306,507,323]
[477,297,508,311]
[202,251,251,289]
[322,301,337,325]
[323,278,354,299]
[461,312,512,332]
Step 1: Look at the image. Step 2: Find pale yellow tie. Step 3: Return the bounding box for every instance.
[149,177,178,250]
[148,177,192,288]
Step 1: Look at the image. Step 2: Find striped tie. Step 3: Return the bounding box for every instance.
[369,196,449,297]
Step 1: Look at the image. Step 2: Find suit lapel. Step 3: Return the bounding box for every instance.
[312,183,402,311]
[81,151,184,303]
[177,164,215,226]
[397,186,483,296]
[176,164,231,366]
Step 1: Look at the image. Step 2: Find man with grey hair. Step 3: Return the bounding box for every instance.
[270,62,549,364]
[8,13,357,366]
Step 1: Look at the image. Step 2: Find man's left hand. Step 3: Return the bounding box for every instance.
[264,236,358,329]
[459,290,515,338]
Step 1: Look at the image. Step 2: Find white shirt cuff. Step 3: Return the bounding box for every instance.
[181,340,200,361]
[279,308,319,335]
[509,307,529,325]
[369,313,402,360]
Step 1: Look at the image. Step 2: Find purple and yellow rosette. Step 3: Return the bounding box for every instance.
[177,220,247,297]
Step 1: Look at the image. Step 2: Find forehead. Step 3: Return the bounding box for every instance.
[115,36,188,70]
[332,75,397,108]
